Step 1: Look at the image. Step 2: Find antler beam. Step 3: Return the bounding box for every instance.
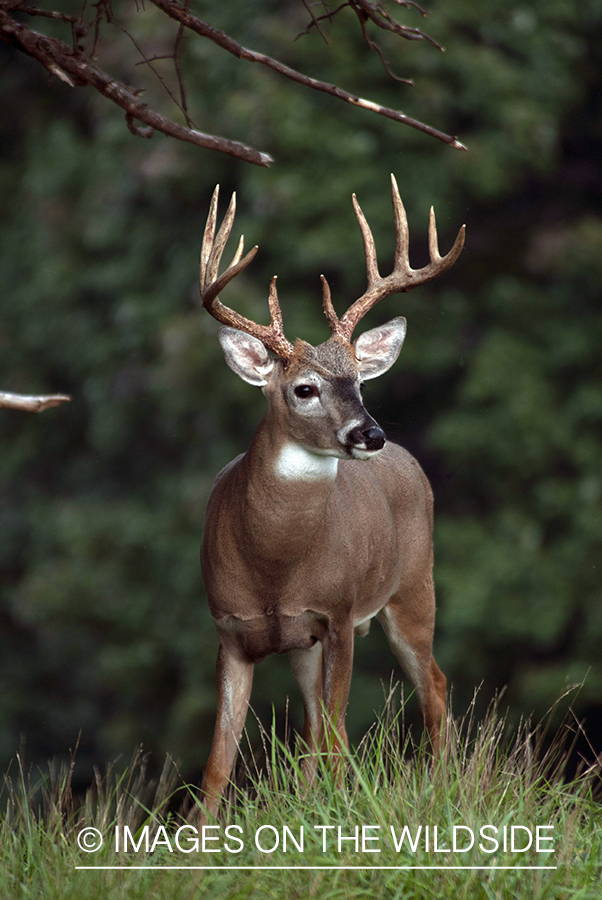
[326,174,466,343]
[200,186,295,361]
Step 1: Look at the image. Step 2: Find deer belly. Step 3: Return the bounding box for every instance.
[218,610,327,662]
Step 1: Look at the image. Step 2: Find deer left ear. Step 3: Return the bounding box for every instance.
[353,316,407,380]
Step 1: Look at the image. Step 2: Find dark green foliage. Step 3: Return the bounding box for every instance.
[0,0,601,777]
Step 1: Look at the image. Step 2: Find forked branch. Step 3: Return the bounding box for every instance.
[298,0,443,85]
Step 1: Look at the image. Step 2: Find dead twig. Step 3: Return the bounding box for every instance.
[0,392,71,413]
[357,12,413,84]
[102,0,196,129]
[298,0,443,84]
[173,1,192,129]
[299,0,331,46]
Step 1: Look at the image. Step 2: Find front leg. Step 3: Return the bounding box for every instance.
[200,642,253,822]
[289,642,324,784]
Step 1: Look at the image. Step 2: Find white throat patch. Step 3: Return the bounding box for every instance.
[275,443,339,482]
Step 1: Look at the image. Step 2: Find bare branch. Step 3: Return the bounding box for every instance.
[91,0,108,58]
[299,0,443,84]
[103,1,197,129]
[149,0,466,151]
[357,12,413,85]
[173,5,193,129]
[18,5,80,24]
[299,0,442,48]
[0,0,466,160]
[0,8,274,166]
[352,0,443,50]
[0,391,71,413]
[298,0,331,45]
[391,0,429,14]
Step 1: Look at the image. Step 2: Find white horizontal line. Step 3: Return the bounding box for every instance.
[75,865,558,871]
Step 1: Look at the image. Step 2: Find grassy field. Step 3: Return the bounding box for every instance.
[1,692,600,900]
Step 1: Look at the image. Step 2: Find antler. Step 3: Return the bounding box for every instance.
[325,174,466,343]
[200,185,295,361]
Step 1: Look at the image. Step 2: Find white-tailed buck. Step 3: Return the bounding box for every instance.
[199,176,465,818]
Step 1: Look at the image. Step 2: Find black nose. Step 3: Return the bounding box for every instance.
[348,424,386,451]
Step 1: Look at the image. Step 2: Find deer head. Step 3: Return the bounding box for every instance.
[199,176,465,465]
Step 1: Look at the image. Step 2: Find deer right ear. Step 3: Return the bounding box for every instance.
[218,327,275,386]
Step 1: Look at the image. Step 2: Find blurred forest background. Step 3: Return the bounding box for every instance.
[0,0,601,784]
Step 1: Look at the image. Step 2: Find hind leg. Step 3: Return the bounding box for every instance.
[377,582,446,754]
[290,624,354,784]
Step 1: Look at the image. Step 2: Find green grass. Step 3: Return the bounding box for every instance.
[1,691,601,900]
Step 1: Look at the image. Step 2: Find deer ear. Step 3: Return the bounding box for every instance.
[218,327,275,386]
[353,317,407,380]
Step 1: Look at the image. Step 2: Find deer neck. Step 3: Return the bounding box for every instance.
[236,409,338,566]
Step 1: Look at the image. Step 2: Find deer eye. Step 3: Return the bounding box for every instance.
[294,384,317,398]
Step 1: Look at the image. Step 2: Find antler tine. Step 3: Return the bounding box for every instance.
[206,189,237,287]
[201,245,260,306]
[391,174,411,274]
[428,207,441,262]
[351,193,380,286]
[428,206,466,270]
[267,275,283,330]
[230,233,245,269]
[201,187,254,301]
[199,186,295,361]
[332,175,465,343]
[199,184,219,294]
[321,275,340,332]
